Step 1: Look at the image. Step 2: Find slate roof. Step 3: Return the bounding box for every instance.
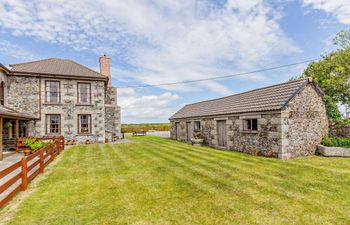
[170,78,319,120]
[9,58,107,80]
[0,106,36,119]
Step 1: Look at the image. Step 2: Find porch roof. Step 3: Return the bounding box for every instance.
[0,106,36,120]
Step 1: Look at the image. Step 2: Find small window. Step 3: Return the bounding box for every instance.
[78,114,91,134]
[243,119,258,131]
[0,82,5,105]
[45,81,60,103]
[77,83,91,104]
[46,114,61,134]
[194,121,201,131]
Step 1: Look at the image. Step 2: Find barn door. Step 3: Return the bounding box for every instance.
[186,122,192,142]
[217,120,227,147]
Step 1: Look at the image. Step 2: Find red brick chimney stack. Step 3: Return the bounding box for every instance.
[99,54,111,86]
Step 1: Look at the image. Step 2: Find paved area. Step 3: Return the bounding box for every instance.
[0,152,41,202]
[147,131,170,138]
[0,152,23,170]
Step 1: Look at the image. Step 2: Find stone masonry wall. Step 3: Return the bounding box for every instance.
[281,83,328,158]
[7,76,107,143]
[7,76,40,118]
[105,86,121,141]
[170,112,283,158]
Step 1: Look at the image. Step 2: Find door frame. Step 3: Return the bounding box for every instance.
[217,120,227,148]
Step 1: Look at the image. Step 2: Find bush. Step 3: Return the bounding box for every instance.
[24,138,52,151]
[322,137,350,148]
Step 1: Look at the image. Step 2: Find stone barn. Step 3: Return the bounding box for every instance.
[169,78,328,159]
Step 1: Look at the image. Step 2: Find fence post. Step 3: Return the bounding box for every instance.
[39,148,44,173]
[50,145,55,161]
[21,157,28,191]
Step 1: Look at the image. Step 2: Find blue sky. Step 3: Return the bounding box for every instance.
[0,0,348,123]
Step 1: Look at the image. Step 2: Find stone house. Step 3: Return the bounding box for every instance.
[0,56,121,158]
[169,78,328,159]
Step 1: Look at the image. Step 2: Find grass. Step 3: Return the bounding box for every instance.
[3,136,350,224]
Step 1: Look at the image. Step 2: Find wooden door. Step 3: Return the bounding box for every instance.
[186,122,192,142]
[217,120,227,147]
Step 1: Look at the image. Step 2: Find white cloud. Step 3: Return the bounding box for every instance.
[0,0,299,94]
[0,0,302,123]
[118,88,180,122]
[303,0,350,24]
[0,40,38,62]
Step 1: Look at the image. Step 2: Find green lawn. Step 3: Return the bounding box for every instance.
[4,136,350,224]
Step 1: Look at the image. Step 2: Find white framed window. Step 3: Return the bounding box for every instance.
[243,119,258,131]
[78,114,91,134]
[194,121,201,131]
[77,83,91,104]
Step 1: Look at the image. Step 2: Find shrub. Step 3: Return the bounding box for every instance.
[322,137,350,148]
[24,138,52,151]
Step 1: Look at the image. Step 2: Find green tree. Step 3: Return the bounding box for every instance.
[299,30,350,120]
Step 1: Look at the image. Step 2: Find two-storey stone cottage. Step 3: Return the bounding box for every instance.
[0,56,121,157]
[170,78,328,159]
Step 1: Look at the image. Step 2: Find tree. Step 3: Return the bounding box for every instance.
[299,30,350,120]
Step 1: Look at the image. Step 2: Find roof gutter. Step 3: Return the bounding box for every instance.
[8,71,109,83]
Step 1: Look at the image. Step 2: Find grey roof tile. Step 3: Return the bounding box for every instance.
[170,78,312,119]
[9,58,105,79]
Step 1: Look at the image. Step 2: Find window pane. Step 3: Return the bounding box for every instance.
[46,114,60,134]
[46,81,60,103]
[252,119,258,130]
[79,114,91,133]
[78,83,91,104]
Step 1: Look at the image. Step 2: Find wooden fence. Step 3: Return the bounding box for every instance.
[0,137,64,208]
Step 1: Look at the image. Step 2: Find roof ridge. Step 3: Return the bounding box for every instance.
[184,78,309,107]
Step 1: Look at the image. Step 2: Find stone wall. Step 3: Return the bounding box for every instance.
[105,86,121,141]
[6,76,40,117]
[7,76,108,143]
[281,83,328,158]
[170,84,328,159]
[170,112,283,158]
[329,121,350,137]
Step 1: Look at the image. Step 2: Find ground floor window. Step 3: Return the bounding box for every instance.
[78,114,91,134]
[243,119,258,131]
[46,114,61,134]
[194,121,201,131]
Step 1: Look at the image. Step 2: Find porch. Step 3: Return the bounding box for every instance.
[0,106,36,161]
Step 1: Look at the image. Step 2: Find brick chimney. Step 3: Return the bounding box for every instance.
[99,54,111,86]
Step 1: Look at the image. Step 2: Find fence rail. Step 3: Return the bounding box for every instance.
[0,136,64,208]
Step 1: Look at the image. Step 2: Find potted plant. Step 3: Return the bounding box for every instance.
[191,131,204,146]
[20,121,26,128]
[4,121,12,129]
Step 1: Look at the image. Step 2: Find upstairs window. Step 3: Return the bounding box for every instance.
[243,119,258,131]
[77,83,91,104]
[45,81,60,103]
[194,121,201,131]
[0,82,5,105]
[46,114,61,134]
[78,114,91,134]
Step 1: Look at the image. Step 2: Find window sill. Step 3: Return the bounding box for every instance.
[240,130,258,134]
[76,104,94,106]
[76,133,93,136]
[43,103,62,106]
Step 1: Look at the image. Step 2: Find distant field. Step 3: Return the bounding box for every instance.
[121,123,170,133]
